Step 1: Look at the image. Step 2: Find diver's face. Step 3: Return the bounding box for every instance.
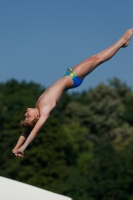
[25,108,37,121]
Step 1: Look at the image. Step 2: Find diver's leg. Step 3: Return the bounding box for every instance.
[74,29,133,78]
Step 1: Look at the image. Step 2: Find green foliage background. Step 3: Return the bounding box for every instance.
[0,78,133,200]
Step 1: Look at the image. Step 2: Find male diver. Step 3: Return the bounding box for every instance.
[12,29,133,157]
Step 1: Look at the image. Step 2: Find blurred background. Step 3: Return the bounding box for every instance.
[0,1,133,200]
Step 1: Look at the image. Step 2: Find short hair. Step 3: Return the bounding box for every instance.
[20,118,38,131]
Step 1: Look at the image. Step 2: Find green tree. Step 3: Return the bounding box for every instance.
[1,78,133,200]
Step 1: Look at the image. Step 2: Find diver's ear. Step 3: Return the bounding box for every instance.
[36,115,39,119]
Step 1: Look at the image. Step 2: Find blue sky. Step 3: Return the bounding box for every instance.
[0,0,133,92]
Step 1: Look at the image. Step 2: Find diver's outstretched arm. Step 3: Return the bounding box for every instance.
[12,129,30,154]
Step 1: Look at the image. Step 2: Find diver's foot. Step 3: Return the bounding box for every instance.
[121,29,133,47]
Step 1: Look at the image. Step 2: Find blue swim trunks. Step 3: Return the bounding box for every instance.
[64,68,83,88]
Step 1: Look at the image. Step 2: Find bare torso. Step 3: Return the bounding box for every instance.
[35,76,74,116]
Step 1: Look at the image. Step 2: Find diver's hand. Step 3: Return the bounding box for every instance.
[12,148,18,154]
[15,147,24,158]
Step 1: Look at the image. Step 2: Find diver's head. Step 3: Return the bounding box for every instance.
[20,108,39,130]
